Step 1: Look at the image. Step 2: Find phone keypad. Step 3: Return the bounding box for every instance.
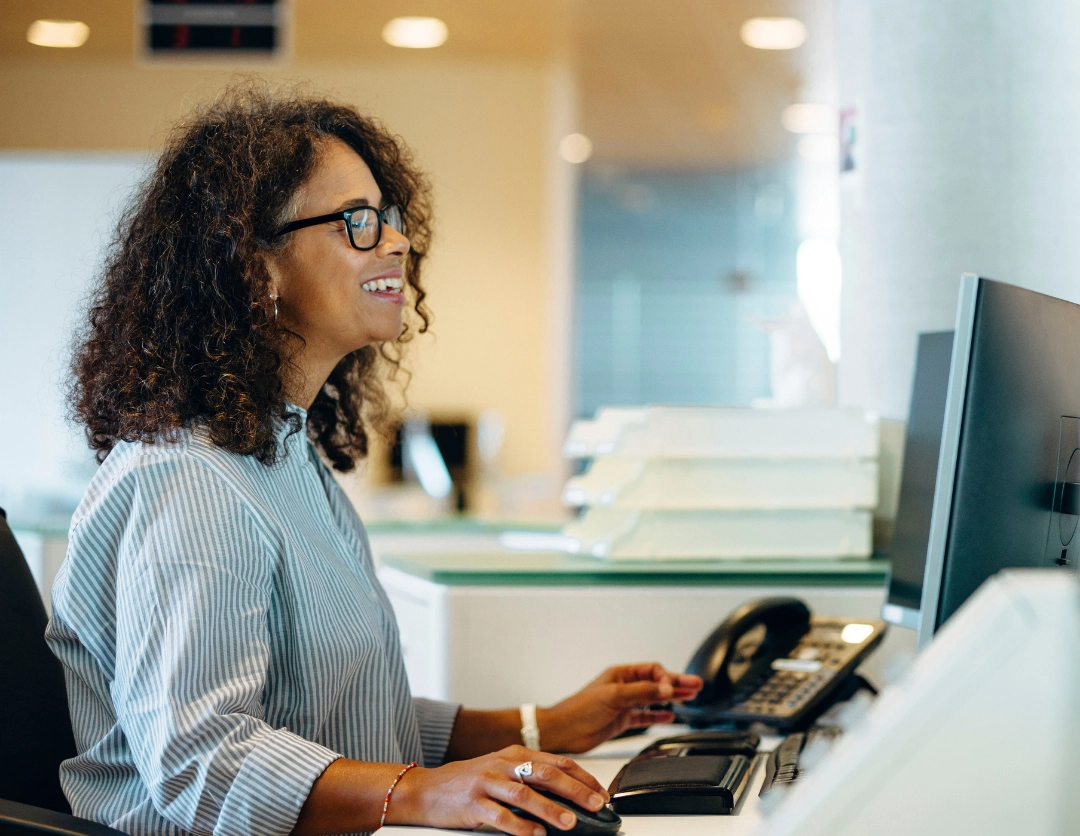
[734,667,836,716]
[731,623,873,717]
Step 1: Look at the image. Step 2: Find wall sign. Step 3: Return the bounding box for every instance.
[142,1,286,61]
[839,101,864,206]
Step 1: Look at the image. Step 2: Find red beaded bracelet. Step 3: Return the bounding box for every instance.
[380,761,418,828]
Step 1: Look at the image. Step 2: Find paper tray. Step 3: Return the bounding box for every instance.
[563,507,873,560]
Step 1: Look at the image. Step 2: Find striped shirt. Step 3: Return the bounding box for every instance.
[45,407,460,836]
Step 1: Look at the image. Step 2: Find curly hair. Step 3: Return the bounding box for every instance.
[71,85,432,472]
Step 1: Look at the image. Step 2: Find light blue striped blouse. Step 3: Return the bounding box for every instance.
[45,407,460,836]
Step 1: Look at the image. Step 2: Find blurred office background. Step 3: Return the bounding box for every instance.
[4,0,1080,594]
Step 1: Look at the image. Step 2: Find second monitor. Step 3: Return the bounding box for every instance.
[917,274,1080,647]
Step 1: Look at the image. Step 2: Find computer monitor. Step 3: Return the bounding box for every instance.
[880,330,954,630]
[917,274,1080,649]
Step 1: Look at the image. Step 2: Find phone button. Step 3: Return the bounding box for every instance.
[771,658,823,673]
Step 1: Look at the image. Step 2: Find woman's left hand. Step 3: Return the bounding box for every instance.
[537,663,703,754]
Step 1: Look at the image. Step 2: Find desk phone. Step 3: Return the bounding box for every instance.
[675,598,886,731]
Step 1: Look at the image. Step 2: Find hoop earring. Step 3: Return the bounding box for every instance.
[271,294,279,321]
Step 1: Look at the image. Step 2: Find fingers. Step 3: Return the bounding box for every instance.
[593,664,703,708]
[490,780,581,833]
[606,678,676,705]
[626,708,676,727]
[521,750,608,799]
[476,797,546,836]
[606,663,701,691]
[464,750,608,836]
[523,759,608,810]
[673,672,704,694]
[603,666,703,704]
[608,661,669,683]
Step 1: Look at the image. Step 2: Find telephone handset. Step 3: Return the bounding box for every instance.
[675,597,886,732]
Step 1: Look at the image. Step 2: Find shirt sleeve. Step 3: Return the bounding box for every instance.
[411,698,462,767]
[111,455,340,836]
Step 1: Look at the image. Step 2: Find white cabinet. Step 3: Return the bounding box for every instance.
[377,564,915,710]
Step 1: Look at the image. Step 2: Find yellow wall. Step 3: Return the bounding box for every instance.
[0,57,575,489]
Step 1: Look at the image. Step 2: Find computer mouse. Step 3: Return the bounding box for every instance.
[505,788,621,836]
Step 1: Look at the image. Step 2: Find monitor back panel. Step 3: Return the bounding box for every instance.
[938,278,1080,627]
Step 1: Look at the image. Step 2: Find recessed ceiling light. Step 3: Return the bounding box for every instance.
[559,133,593,164]
[382,17,448,49]
[783,103,835,134]
[27,19,89,48]
[740,17,807,50]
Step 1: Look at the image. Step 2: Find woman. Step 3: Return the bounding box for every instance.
[47,87,702,836]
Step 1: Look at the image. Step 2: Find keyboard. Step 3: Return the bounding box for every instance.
[758,726,843,795]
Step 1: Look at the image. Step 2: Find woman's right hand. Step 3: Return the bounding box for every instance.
[387,744,610,836]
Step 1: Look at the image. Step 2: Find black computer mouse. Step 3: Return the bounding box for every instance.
[505,788,621,836]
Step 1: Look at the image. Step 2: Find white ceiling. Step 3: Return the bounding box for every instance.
[0,0,828,168]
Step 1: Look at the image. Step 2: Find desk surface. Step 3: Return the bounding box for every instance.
[379,727,772,835]
[380,551,889,587]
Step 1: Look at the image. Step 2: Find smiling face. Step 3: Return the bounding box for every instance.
[267,138,411,405]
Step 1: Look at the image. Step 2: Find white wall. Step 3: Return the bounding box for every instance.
[0,61,579,503]
[0,154,147,516]
[835,0,1080,420]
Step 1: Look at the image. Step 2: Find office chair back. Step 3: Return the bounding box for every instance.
[0,510,76,814]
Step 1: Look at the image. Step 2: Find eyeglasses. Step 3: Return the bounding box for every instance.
[275,204,404,251]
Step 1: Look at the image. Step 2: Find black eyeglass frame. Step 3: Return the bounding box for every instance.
[274,205,403,251]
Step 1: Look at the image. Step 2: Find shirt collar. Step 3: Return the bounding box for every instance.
[285,402,308,423]
[277,403,309,447]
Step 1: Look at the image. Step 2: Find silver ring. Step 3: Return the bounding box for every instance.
[513,761,534,782]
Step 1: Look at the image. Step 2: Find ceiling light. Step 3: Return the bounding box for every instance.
[560,133,593,164]
[27,19,89,48]
[740,17,807,50]
[783,103,835,134]
[382,17,448,49]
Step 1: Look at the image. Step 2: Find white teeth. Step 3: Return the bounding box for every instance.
[362,277,404,293]
[362,277,404,292]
